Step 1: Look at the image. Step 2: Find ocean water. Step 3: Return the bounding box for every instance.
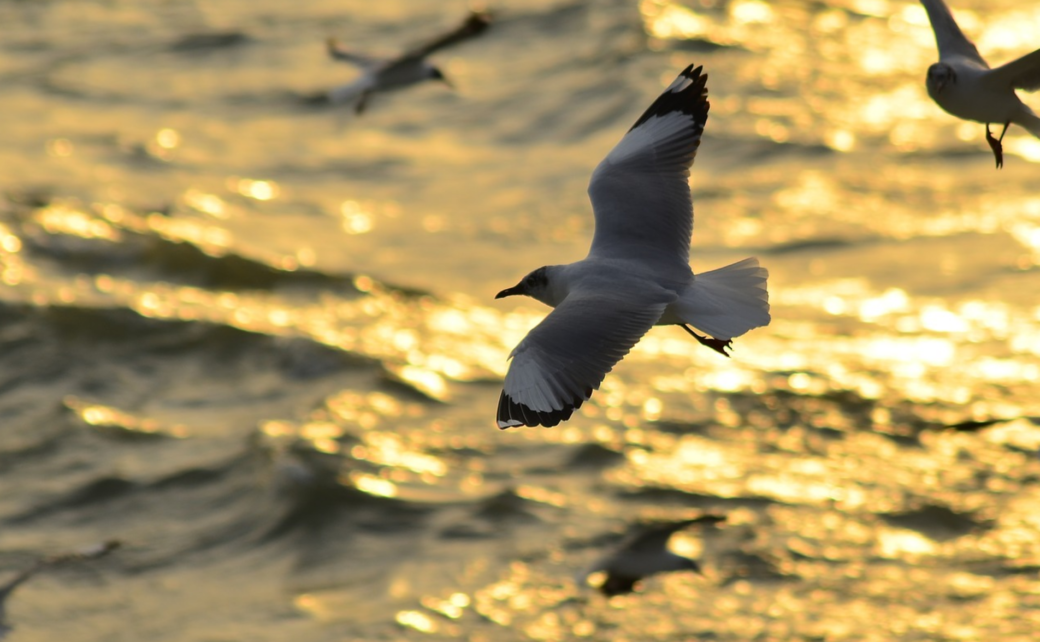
[2,0,1040,639]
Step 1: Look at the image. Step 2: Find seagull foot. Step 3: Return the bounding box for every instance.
[680,325,732,357]
[985,124,1004,169]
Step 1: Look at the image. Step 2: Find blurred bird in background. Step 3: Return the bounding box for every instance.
[326,9,491,114]
[577,515,725,597]
[920,0,1040,168]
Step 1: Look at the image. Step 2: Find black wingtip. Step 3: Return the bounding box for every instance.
[628,64,709,133]
[496,389,590,429]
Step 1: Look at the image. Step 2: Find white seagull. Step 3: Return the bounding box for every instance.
[577,515,725,597]
[920,0,1040,168]
[494,65,770,429]
[326,10,491,114]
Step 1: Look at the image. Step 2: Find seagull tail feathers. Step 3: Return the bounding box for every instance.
[1016,106,1040,139]
[677,257,770,340]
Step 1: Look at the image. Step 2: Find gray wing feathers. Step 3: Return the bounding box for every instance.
[919,0,988,66]
[990,48,1040,91]
[401,10,491,61]
[505,294,671,414]
[588,163,693,264]
[624,515,726,552]
[623,525,682,553]
[587,66,708,271]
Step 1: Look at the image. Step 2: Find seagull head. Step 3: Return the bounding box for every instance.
[926,63,957,96]
[496,266,555,305]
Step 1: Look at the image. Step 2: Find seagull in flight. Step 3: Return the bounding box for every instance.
[577,515,725,597]
[494,65,770,429]
[920,0,1040,168]
[325,10,491,114]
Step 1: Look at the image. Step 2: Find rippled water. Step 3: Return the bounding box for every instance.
[2,0,1040,640]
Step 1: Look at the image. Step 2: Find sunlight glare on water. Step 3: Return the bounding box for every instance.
[2,0,1040,640]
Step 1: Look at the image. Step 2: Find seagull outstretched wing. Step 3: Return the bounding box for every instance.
[919,0,987,66]
[587,65,709,277]
[498,289,673,429]
[990,48,1040,92]
[621,515,726,553]
[399,10,491,63]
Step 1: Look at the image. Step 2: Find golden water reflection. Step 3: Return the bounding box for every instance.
[5,0,1040,639]
[64,395,189,438]
[12,195,1034,431]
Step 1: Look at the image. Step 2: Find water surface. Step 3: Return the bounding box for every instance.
[2,0,1040,640]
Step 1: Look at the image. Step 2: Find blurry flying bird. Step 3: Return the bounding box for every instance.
[577,515,725,597]
[326,10,491,114]
[494,65,770,429]
[920,0,1040,168]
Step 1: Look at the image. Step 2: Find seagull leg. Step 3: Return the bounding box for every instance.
[679,324,732,357]
[985,123,1005,169]
[998,120,1010,164]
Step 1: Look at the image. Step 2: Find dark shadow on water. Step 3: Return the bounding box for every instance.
[166,31,252,54]
[879,503,993,541]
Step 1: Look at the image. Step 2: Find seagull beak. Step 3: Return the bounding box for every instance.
[495,283,523,299]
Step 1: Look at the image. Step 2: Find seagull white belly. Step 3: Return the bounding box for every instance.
[933,83,1023,124]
